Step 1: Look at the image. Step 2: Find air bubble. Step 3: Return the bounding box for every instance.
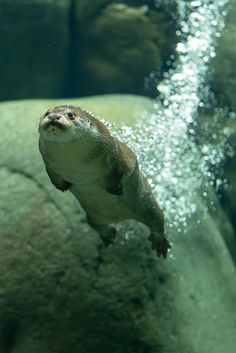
[111,0,231,230]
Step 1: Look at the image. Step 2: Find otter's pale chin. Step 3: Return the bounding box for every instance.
[39,124,80,143]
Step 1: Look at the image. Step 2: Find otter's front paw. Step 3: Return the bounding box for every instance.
[149,235,171,258]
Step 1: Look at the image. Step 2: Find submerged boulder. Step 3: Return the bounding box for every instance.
[0,0,178,100]
[75,2,177,96]
[221,118,236,242]
[0,95,235,353]
[211,0,236,110]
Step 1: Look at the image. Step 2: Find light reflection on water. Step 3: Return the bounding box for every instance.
[114,0,234,233]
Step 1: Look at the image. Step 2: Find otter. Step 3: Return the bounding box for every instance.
[38,105,171,257]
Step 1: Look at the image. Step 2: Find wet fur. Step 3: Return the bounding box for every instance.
[39,105,171,257]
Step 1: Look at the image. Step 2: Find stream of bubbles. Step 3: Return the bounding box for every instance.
[114,0,233,240]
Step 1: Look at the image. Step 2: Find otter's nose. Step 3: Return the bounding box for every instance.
[48,114,60,122]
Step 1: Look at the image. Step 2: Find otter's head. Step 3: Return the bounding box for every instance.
[38,105,98,143]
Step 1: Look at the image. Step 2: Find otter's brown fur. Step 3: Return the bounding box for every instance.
[38,105,171,257]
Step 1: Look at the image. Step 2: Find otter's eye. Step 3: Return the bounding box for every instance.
[67,112,74,120]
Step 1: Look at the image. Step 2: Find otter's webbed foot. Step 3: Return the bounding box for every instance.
[97,225,117,246]
[87,217,117,246]
[148,234,171,258]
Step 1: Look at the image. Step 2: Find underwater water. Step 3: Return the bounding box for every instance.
[115,0,234,234]
[0,1,236,353]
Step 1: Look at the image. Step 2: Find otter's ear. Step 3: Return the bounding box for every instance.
[45,165,71,192]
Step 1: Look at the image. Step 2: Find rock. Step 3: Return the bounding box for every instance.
[74,1,178,96]
[75,0,177,24]
[0,0,178,100]
[223,157,236,231]
[195,0,236,257]
[195,111,236,261]
[211,0,236,110]
[220,118,236,241]
[74,0,110,23]
[0,0,70,101]
[0,95,235,353]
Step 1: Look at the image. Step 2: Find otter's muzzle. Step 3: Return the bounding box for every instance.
[48,114,61,123]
